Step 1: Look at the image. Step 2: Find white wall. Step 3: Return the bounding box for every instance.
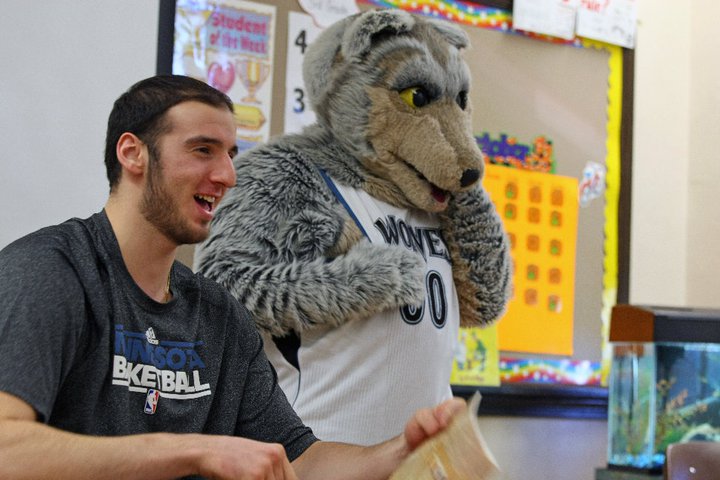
[479,415,607,480]
[0,0,159,249]
[2,1,718,480]
[630,0,720,309]
[629,0,690,305]
[686,0,720,307]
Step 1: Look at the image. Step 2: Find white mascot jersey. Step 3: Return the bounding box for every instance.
[262,176,460,445]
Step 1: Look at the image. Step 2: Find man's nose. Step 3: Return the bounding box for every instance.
[214,153,237,187]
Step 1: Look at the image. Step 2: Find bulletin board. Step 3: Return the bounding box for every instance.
[459,13,615,365]
[157,0,633,418]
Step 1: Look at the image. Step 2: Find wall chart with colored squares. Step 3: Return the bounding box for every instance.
[485,162,579,356]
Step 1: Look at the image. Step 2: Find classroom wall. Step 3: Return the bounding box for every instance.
[2,1,718,480]
[686,0,720,308]
[629,0,690,305]
[630,0,720,309]
[0,0,159,249]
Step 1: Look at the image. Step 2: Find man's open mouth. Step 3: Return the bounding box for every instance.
[194,194,216,212]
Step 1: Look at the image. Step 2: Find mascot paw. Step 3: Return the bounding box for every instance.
[345,240,426,308]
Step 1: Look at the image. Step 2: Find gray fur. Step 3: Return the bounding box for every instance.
[425,18,469,49]
[195,10,512,336]
[195,131,426,336]
[439,187,513,322]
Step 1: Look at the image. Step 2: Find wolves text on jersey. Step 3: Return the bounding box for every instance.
[373,215,451,263]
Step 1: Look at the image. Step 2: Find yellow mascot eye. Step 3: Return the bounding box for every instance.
[399,87,429,108]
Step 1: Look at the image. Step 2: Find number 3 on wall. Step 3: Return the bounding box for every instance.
[292,87,305,114]
[284,12,322,134]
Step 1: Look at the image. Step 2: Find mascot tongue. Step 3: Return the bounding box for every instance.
[431,185,449,203]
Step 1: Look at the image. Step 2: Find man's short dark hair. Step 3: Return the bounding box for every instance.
[104,75,234,191]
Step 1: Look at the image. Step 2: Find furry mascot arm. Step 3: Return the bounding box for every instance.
[194,141,426,337]
[441,186,513,327]
[197,9,512,335]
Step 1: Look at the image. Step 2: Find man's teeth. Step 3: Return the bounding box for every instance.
[195,194,215,204]
[195,195,216,213]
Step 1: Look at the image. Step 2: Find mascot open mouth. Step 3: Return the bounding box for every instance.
[398,156,449,204]
[430,183,449,204]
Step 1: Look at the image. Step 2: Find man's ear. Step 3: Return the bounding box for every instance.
[116,132,147,176]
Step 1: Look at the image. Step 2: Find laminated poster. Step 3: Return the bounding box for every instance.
[576,0,637,49]
[484,163,579,356]
[450,325,501,387]
[512,0,579,41]
[173,0,277,151]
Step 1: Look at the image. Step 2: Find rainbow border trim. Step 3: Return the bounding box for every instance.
[365,0,511,30]
[362,0,591,46]
[500,356,602,386]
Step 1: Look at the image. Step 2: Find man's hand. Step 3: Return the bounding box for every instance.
[194,436,299,480]
[290,398,469,480]
[403,397,467,451]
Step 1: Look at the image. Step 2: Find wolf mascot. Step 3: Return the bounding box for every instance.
[195,9,512,445]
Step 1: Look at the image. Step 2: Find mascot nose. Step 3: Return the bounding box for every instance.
[460,169,480,187]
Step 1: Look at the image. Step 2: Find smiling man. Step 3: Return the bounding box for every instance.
[0,75,464,479]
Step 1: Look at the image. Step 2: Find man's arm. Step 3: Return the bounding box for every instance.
[0,391,298,480]
[1,392,465,480]
[292,397,467,480]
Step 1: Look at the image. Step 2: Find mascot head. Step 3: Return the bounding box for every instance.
[303,9,484,213]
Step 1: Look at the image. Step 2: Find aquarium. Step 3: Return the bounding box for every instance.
[607,305,720,473]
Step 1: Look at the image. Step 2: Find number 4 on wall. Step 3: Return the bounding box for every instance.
[284,12,322,134]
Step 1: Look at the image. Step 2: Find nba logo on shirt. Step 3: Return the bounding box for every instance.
[144,389,160,415]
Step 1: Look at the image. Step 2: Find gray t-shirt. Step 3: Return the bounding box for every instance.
[0,211,317,462]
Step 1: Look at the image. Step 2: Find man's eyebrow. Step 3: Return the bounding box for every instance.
[185,136,238,156]
[184,135,224,147]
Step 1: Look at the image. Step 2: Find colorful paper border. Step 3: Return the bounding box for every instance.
[500,356,602,386]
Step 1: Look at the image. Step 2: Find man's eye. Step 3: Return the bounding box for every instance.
[399,87,430,108]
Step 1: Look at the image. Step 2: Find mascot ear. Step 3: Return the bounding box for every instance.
[302,9,415,112]
[340,9,415,59]
[425,18,469,49]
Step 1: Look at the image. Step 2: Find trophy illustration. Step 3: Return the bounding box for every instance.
[236,58,271,104]
[175,7,214,72]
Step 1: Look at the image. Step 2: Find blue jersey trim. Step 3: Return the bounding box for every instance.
[317,169,370,239]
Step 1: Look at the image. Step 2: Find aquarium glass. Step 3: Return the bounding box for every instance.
[607,341,720,472]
